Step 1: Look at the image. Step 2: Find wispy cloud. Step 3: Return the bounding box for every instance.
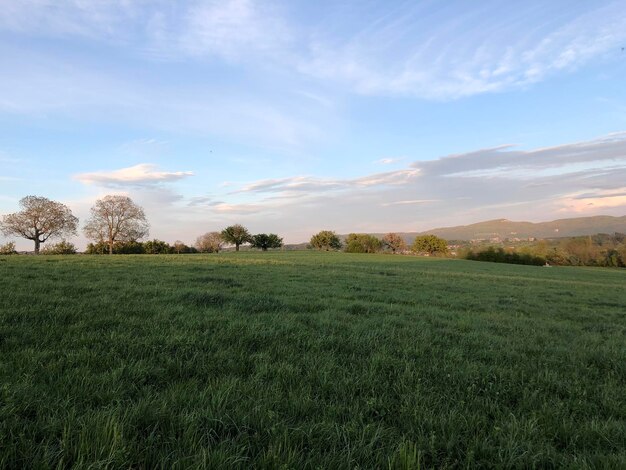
[376,157,403,165]
[1,1,623,100]
[298,2,626,98]
[74,163,193,187]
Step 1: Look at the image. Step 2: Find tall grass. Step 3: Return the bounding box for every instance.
[1,252,624,468]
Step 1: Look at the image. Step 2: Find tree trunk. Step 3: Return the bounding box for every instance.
[34,238,40,254]
[108,239,113,255]
[235,243,240,252]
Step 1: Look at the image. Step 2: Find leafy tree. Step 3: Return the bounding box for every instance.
[411,235,448,255]
[83,195,149,255]
[0,241,17,255]
[40,240,77,255]
[251,233,283,251]
[143,239,171,254]
[221,224,251,252]
[310,230,342,251]
[382,233,407,253]
[173,240,186,254]
[345,233,382,253]
[195,232,224,253]
[0,196,78,254]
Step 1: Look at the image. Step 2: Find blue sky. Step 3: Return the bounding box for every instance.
[1,0,626,248]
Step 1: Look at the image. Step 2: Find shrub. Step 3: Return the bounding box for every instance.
[0,241,17,255]
[40,240,77,255]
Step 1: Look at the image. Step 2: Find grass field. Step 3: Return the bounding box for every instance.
[0,252,625,468]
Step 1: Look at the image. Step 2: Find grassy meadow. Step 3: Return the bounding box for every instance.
[0,252,625,468]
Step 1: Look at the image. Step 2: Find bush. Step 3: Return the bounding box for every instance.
[466,247,545,266]
[143,239,172,254]
[85,241,145,254]
[0,241,17,255]
[40,240,77,255]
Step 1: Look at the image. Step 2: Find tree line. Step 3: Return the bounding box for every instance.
[462,234,626,267]
[0,195,283,254]
[308,230,448,255]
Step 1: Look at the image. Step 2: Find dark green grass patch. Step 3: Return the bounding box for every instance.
[0,252,625,468]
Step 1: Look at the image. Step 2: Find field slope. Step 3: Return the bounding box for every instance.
[0,252,625,468]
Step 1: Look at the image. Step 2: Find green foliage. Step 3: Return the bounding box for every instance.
[250,233,283,251]
[466,246,545,266]
[411,235,448,255]
[221,224,252,251]
[0,241,17,255]
[345,233,382,253]
[143,239,172,255]
[40,240,77,255]
[85,241,146,255]
[1,252,624,468]
[309,230,342,251]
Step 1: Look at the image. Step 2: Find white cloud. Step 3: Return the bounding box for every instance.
[74,163,193,187]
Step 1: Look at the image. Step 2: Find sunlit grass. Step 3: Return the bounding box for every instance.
[1,252,624,467]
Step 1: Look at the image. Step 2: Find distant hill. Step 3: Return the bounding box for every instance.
[346,215,626,243]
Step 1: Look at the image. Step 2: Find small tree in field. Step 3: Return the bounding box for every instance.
[83,195,149,255]
[251,233,283,251]
[195,232,223,253]
[221,224,252,251]
[411,235,448,256]
[310,230,342,251]
[0,196,78,254]
[382,233,407,254]
[345,233,382,253]
[173,240,186,254]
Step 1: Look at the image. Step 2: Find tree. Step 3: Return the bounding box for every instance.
[173,240,186,254]
[310,230,342,251]
[345,233,382,253]
[382,233,407,254]
[195,232,223,253]
[0,196,78,254]
[411,235,448,256]
[221,224,252,252]
[251,233,283,251]
[83,195,149,255]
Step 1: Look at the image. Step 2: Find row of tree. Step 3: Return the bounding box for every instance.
[308,230,449,255]
[463,233,626,267]
[0,195,286,254]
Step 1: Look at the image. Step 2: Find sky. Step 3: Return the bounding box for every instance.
[1,0,626,249]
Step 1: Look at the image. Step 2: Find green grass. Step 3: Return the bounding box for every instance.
[0,252,625,468]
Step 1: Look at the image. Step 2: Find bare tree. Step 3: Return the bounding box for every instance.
[83,195,149,255]
[173,240,186,254]
[0,196,78,254]
[195,232,223,253]
[382,233,407,254]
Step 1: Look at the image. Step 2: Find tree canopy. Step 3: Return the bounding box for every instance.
[221,225,252,251]
[195,232,223,253]
[310,230,342,251]
[382,233,407,253]
[0,196,78,254]
[251,233,283,251]
[345,233,382,253]
[411,235,448,255]
[83,195,149,255]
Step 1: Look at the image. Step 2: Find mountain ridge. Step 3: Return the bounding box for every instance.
[348,215,626,242]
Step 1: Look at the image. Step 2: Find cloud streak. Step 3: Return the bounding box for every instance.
[74,163,193,187]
